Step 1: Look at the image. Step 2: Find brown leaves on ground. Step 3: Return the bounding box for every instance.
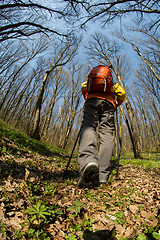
[0,152,160,239]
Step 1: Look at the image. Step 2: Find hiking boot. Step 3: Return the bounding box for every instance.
[77,162,99,188]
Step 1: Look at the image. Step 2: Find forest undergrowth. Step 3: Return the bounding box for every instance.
[0,120,160,240]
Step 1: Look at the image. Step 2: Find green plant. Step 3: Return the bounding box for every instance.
[136,233,147,240]
[94,196,100,202]
[0,223,7,239]
[25,201,55,224]
[107,178,114,184]
[54,209,63,215]
[2,146,7,154]
[100,192,105,198]
[131,197,135,202]
[25,228,50,240]
[85,192,94,200]
[65,179,72,186]
[114,211,126,225]
[143,225,160,240]
[152,232,160,240]
[82,216,95,231]
[68,199,85,216]
[65,234,77,240]
[105,214,110,219]
[28,182,40,195]
[138,204,143,212]
[112,169,117,175]
[13,229,24,239]
[44,184,56,196]
[70,223,82,232]
[24,201,57,239]
[135,226,160,240]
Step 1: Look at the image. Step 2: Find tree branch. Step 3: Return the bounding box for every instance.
[0,21,67,37]
[0,3,64,16]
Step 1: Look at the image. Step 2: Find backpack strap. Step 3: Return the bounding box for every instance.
[88,77,92,92]
[102,78,107,92]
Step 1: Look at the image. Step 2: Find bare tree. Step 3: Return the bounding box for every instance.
[0,38,47,114]
[40,66,64,138]
[5,71,37,122]
[64,0,160,32]
[133,86,160,152]
[58,64,83,149]
[120,30,159,114]
[122,32,160,81]
[30,38,80,140]
[0,0,70,42]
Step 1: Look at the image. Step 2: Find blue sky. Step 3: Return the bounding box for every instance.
[31,1,145,87]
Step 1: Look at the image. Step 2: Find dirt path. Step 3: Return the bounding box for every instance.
[0,153,160,239]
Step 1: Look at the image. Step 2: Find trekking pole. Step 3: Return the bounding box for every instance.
[63,127,81,179]
[115,107,120,180]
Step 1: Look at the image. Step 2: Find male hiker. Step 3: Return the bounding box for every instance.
[78,65,126,188]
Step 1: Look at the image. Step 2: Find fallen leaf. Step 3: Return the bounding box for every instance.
[58,230,65,237]
[134,197,145,203]
[115,224,126,236]
[124,226,138,239]
[141,211,154,219]
[0,203,5,220]
[106,214,116,221]
[25,168,30,181]
[17,199,25,208]
[129,205,138,214]
[5,219,22,230]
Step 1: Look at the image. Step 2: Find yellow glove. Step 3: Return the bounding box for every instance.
[111,83,126,101]
[81,81,87,92]
[81,81,88,100]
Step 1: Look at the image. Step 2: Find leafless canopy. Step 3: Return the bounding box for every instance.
[64,0,160,31]
[0,0,69,42]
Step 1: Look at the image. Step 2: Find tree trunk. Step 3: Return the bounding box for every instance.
[30,42,79,140]
[41,67,62,138]
[31,71,48,140]
[119,106,138,157]
[110,63,143,158]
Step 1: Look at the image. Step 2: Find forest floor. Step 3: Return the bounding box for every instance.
[0,120,160,240]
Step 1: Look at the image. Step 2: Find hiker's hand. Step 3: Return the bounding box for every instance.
[111,83,126,101]
[81,81,88,100]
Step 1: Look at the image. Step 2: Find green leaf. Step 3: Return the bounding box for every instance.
[70,223,82,231]
[27,228,35,237]
[55,209,63,215]
[35,201,41,211]
[40,204,46,211]
[2,146,7,153]
[30,215,37,222]
[25,207,36,214]
[146,226,157,234]
[41,211,51,216]
[114,211,126,225]
[68,199,85,216]
[136,233,147,240]
[65,234,77,240]
[152,232,160,240]
[39,213,47,219]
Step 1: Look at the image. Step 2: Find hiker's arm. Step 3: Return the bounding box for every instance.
[111,83,126,106]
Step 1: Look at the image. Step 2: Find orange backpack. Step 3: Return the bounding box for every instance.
[87,65,112,93]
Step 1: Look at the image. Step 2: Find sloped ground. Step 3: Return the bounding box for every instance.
[0,121,160,239]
